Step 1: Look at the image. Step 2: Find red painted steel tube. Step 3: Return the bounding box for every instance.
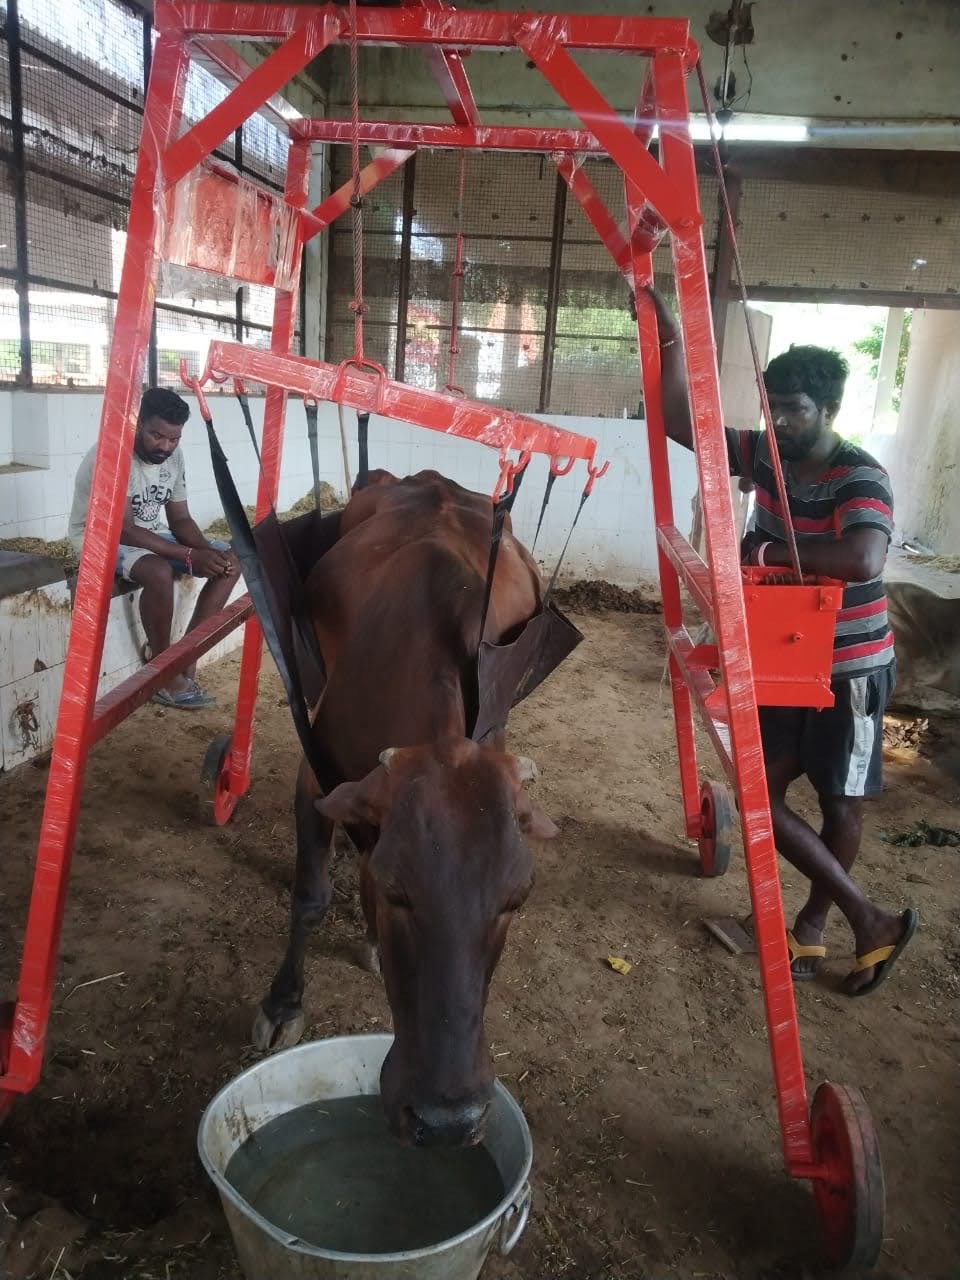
[291,120,603,153]
[553,155,634,283]
[225,140,313,816]
[188,35,303,131]
[205,343,600,465]
[301,147,414,241]
[657,523,716,631]
[89,597,253,746]
[404,0,481,127]
[666,624,732,769]
[163,14,338,186]
[0,34,191,1099]
[654,48,813,1170]
[516,29,685,233]
[159,4,694,57]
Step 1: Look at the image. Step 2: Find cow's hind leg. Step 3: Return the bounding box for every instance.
[253,758,333,1051]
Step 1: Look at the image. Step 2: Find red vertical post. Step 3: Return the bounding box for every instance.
[221,140,313,819]
[0,34,190,1100]
[653,49,812,1168]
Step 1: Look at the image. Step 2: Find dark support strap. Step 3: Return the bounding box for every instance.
[531,469,557,553]
[305,399,322,511]
[204,409,338,794]
[355,411,370,490]
[235,390,261,464]
[544,485,591,604]
[477,466,527,646]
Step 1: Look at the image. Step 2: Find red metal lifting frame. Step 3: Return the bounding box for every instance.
[0,4,882,1265]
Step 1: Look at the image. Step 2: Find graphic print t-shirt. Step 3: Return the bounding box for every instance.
[69,445,188,549]
[725,429,895,681]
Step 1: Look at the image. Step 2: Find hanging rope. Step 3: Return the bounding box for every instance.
[445,149,468,393]
[347,0,367,361]
[695,60,803,584]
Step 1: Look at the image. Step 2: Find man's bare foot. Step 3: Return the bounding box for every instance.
[843,909,916,996]
[789,914,827,979]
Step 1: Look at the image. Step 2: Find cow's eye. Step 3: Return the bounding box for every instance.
[384,889,412,911]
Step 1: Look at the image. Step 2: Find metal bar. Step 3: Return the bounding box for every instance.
[394,151,417,382]
[517,32,686,233]
[163,14,338,187]
[89,597,253,745]
[404,0,482,127]
[710,167,741,367]
[159,5,693,55]
[188,34,305,131]
[290,120,603,152]
[666,625,731,760]
[553,154,634,283]
[654,48,813,1170]
[224,139,312,819]
[538,168,566,413]
[657,523,715,630]
[0,31,190,1100]
[301,147,415,242]
[144,11,159,390]
[6,0,32,386]
[206,342,600,464]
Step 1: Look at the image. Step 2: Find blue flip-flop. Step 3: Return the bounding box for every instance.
[151,685,217,710]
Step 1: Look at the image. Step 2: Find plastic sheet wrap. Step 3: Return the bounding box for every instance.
[164,159,300,290]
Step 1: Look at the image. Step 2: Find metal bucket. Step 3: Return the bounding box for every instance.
[198,1034,532,1280]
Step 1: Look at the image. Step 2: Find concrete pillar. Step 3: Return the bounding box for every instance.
[871,307,905,438]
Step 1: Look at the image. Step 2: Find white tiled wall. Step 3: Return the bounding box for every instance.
[0,389,700,583]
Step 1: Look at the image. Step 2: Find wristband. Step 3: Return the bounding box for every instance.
[756,541,772,567]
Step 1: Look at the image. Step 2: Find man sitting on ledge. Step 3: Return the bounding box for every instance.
[69,387,240,710]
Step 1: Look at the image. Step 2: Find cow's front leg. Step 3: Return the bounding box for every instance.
[358,859,382,981]
[253,758,334,1051]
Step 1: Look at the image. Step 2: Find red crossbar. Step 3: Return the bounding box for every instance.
[159,5,694,56]
[301,147,414,241]
[290,120,603,152]
[89,596,253,746]
[205,342,600,465]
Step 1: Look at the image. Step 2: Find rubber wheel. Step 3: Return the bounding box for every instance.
[810,1082,885,1270]
[201,733,232,787]
[698,779,733,877]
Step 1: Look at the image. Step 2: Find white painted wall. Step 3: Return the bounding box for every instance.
[0,390,700,585]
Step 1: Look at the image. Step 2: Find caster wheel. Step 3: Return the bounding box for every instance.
[698,779,732,877]
[810,1082,885,1269]
[202,733,238,826]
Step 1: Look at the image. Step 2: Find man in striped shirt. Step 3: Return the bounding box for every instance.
[648,288,916,997]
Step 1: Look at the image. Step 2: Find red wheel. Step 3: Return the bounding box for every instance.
[810,1082,885,1269]
[202,734,239,826]
[698,779,732,877]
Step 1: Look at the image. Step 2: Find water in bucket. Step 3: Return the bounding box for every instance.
[224,1095,506,1254]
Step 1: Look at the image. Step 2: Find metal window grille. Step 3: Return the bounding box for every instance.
[0,0,302,389]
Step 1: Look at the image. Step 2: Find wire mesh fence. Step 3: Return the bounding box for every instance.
[0,0,299,389]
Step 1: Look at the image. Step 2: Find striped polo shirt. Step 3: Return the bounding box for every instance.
[726,430,895,680]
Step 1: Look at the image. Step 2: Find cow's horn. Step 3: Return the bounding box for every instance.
[379,748,399,771]
[516,755,539,783]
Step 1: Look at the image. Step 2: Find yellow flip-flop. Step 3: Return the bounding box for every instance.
[847,908,919,998]
[787,930,827,982]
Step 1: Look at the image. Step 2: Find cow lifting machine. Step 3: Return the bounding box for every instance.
[1,3,885,1268]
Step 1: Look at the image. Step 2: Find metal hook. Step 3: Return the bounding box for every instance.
[178,359,213,422]
[332,356,387,413]
[549,454,576,478]
[492,449,532,503]
[583,458,610,496]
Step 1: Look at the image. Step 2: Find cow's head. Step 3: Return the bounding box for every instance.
[316,737,557,1147]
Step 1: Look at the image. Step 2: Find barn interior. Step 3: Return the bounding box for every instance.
[0,2,958,1278]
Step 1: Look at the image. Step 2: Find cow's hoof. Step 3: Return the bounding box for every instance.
[252,1007,306,1052]
[360,940,383,982]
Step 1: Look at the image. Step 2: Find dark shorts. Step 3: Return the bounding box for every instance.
[759,661,896,798]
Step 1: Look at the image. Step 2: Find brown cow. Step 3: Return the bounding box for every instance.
[253,469,558,1147]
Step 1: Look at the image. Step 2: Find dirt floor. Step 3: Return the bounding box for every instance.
[1,608,958,1280]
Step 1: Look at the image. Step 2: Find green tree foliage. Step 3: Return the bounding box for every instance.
[853,312,912,411]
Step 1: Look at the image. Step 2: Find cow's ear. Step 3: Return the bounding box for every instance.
[315,766,389,827]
